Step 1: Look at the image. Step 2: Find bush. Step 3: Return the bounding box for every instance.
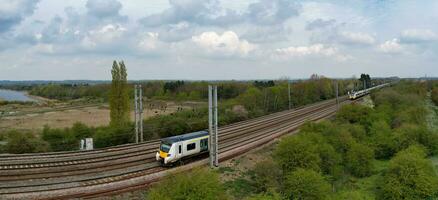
[283,168,331,200]
[94,125,133,148]
[148,168,227,200]
[273,135,321,173]
[41,125,78,151]
[251,159,282,192]
[71,122,93,139]
[379,145,438,199]
[345,143,374,177]
[333,190,373,200]
[4,130,49,153]
[336,104,373,128]
[245,191,282,200]
[432,87,438,106]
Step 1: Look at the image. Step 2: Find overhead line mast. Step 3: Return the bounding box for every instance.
[134,84,144,143]
[208,85,219,168]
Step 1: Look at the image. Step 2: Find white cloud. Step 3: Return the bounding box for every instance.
[379,38,403,54]
[81,24,127,49]
[192,31,256,56]
[274,44,350,61]
[400,29,438,43]
[138,32,160,51]
[338,31,375,45]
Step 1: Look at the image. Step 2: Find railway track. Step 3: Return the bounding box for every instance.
[0,97,353,199]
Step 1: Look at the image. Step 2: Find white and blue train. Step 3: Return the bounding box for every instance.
[156,130,209,165]
[348,83,389,100]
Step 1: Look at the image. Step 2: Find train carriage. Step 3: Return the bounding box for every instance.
[156,130,209,165]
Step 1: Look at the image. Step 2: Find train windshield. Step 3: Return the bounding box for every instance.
[160,142,171,153]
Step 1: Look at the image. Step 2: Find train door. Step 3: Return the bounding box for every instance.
[200,138,208,152]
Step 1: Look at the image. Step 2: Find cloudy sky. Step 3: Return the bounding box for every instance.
[0,0,437,80]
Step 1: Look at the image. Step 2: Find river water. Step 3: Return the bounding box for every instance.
[0,89,36,102]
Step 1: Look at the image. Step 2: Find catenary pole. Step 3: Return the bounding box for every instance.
[208,85,213,168]
[139,85,143,142]
[134,85,138,143]
[213,85,218,167]
[288,80,291,110]
[335,81,339,110]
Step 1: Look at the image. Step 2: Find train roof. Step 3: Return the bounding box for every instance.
[161,130,208,144]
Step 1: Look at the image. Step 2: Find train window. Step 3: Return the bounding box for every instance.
[179,145,182,154]
[187,143,196,151]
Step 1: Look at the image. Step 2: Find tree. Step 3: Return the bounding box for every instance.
[109,60,129,128]
[379,145,438,199]
[148,168,227,200]
[345,143,374,177]
[359,74,371,89]
[284,168,331,200]
[368,120,396,159]
[273,135,321,173]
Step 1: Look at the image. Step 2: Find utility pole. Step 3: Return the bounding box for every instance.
[288,80,291,110]
[134,84,144,143]
[335,81,339,110]
[134,85,139,143]
[208,85,219,168]
[139,85,144,142]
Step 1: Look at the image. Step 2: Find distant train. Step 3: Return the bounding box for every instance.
[156,130,209,165]
[348,83,390,100]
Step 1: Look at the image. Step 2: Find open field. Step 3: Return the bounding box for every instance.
[0,100,205,132]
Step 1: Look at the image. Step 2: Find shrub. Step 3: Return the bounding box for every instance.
[273,135,321,173]
[432,87,438,106]
[283,168,331,200]
[148,168,227,200]
[345,143,374,177]
[333,190,374,200]
[245,191,282,200]
[41,125,77,151]
[5,130,49,153]
[94,125,133,148]
[336,104,373,128]
[379,145,438,199]
[71,122,93,139]
[252,159,282,192]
